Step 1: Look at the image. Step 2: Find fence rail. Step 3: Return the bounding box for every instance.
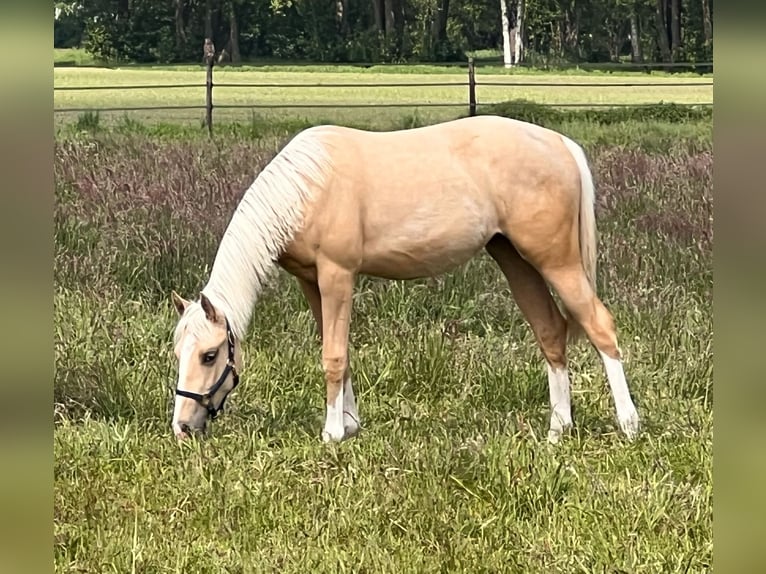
[55,80,713,90]
[55,101,713,112]
[53,56,714,133]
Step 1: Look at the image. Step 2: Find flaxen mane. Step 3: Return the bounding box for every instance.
[198,128,334,339]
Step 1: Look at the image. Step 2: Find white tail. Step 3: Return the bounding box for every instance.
[560,135,597,339]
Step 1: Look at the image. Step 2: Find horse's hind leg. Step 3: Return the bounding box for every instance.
[541,264,640,439]
[485,235,573,443]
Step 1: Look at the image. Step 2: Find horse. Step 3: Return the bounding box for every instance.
[169,114,640,444]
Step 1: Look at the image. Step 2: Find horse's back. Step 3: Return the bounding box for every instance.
[304,115,564,162]
[303,115,577,205]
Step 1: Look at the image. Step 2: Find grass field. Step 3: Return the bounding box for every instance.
[54,109,713,572]
[53,60,714,128]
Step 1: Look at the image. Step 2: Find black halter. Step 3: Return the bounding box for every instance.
[175,319,240,420]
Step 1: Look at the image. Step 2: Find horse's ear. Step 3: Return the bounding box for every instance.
[171,290,190,316]
[200,293,218,322]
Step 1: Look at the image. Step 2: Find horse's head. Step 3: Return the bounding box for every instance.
[170,291,242,439]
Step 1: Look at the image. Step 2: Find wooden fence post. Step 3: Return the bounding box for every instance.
[468,57,476,117]
[203,38,215,136]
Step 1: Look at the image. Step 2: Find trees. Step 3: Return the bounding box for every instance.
[55,0,712,65]
[54,2,86,49]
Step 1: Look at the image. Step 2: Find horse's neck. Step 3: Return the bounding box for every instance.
[202,245,279,341]
[201,207,282,341]
[200,129,331,338]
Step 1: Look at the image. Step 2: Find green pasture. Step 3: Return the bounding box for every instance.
[54,109,713,571]
[53,63,714,128]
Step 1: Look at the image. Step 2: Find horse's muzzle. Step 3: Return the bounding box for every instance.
[173,421,206,440]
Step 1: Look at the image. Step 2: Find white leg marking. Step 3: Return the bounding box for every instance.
[547,363,572,444]
[599,350,640,439]
[322,385,345,443]
[342,373,360,437]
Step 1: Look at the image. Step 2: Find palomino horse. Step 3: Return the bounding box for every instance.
[170,114,640,444]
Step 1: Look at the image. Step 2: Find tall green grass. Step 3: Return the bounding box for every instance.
[54,117,712,572]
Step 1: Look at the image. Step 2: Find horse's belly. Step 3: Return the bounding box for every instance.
[360,246,481,279]
[359,208,496,280]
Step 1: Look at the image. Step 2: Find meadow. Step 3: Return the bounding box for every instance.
[54,66,713,572]
[53,59,713,128]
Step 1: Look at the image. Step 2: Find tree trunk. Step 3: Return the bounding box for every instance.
[431,0,449,49]
[381,0,403,55]
[393,0,405,54]
[501,0,512,68]
[175,0,186,54]
[655,0,671,62]
[336,0,349,35]
[229,2,240,64]
[629,5,643,63]
[384,0,395,37]
[563,2,579,59]
[550,19,561,59]
[670,0,681,61]
[373,0,384,34]
[613,31,621,61]
[509,0,524,65]
[205,0,214,41]
[701,0,712,48]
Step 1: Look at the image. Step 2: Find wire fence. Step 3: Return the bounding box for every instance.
[53,57,714,132]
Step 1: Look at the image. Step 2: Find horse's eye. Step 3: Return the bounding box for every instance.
[202,351,218,365]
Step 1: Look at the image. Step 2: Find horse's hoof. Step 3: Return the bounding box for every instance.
[619,411,640,440]
[322,429,344,443]
[343,417,360,438]
[547,423,572,445]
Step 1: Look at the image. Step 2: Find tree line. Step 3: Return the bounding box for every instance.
[54,0,713,65]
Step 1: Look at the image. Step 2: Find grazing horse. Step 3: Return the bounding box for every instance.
[170,114,640,444]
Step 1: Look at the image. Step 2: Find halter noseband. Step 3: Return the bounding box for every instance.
[175,319,240,420]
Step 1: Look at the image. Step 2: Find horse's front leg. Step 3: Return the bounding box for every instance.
[317,261,357,443]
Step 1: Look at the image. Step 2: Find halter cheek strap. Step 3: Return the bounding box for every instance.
[175,319,240,420]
